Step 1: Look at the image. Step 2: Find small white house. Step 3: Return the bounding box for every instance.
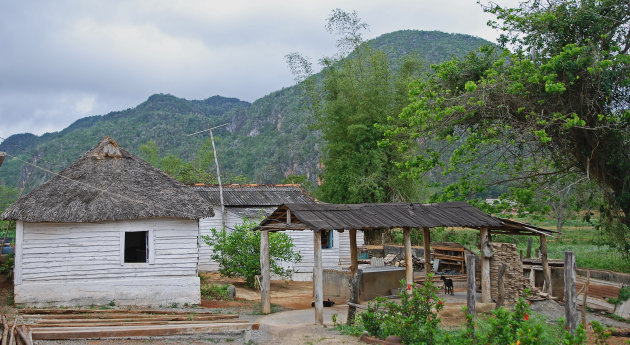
[191,184,365,281]
[2,137,214,307]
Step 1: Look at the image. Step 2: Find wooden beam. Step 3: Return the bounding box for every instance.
[259,223,309,231]
[347,229,360,325]
[564,251,578,334]
[466,254,476,319]
[480,227,491,303]
[423,227,431,278]
[350,230,358,275]
[540,235,552,296]
[30,322,259,340]
[260,231,271,315]
[403,227,413,293]
[313,231,323,325]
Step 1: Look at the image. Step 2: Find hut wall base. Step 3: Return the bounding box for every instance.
[14,277,201,307]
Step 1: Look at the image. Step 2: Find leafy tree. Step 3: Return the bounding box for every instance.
[385,0,630,256]
[138,140,159,167]
[287,9,425,242]
[202,219,302,287]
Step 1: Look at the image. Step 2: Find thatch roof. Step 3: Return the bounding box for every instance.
[190,184,316,207]
[2,137,214,223]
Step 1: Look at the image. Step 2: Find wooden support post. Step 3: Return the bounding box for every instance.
[349,230,358,275]
[423,227,431,278]
[582,270,590,326]
[526,237,533,258]
[259,231,271,315]
[346,270,362,326]
[496,263,507,309]
[564,251,578,334]
[480,227,491,303]
[313,231,323,325]
[347,229,360,325]
[403,228,413,293]
[540,235,552,296]
[466,254,476,319]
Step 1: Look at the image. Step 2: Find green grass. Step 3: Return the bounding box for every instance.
[391,213,630,273]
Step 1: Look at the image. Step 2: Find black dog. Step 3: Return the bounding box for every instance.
[440,275,454,295]
[312,298,335,307]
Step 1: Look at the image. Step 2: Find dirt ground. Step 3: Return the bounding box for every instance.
[0,272,629,344]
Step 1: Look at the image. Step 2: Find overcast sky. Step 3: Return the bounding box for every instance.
[0,0,516,140]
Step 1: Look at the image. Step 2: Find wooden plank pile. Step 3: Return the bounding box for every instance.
[0,315,33,345]
[9,309,258,341]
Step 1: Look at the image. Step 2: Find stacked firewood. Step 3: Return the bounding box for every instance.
[393,255,424,270]
[0,315,33,345]
[489,242,528,302]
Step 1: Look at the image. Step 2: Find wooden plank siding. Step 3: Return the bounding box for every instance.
[19,219,199,283]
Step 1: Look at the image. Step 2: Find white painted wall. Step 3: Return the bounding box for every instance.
[15,218,200,307]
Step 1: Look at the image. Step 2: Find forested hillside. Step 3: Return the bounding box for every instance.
[0,30,490,192]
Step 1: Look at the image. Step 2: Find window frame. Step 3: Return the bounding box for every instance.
[321,230,334,250]
[120,229,154,265]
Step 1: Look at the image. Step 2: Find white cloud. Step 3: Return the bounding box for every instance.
[0,0,518,140]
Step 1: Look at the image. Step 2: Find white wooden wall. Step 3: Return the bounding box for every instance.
[15,219,200,306]
[198,211,365,281]
[284,230,365,281]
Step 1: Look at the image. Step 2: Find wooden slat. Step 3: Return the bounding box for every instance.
[30,315,238,323]
[31,322,259,340]
[432,246,464,252]
[30,320,250,328]
[20,309,220,315]
[432,253,463,262]
[22,313,237,320]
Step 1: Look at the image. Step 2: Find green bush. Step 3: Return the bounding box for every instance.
[202,219,301,287]
[359,276,445,344]
[200,283,233,300]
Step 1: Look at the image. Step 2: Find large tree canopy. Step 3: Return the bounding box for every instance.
[385,0,630,252]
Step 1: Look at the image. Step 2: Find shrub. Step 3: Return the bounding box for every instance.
[202,219,301,287]
[359,276,445,344]
[201,283,233,301]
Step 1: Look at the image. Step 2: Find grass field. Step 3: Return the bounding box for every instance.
[392,215,630,273]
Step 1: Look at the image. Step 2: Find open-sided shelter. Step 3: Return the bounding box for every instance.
[2,137,214,307]
[191,184,365,280]
[256,202,557,323]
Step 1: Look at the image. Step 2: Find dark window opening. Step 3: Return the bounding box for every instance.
[125,231,148,263]
[321,230,333,249]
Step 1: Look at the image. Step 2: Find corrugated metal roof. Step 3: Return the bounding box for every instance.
[190,185,316,207]
[259,202,505,231]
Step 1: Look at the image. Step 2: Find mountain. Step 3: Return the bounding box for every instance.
[0,30,491,191]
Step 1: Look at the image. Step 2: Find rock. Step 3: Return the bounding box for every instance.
[385,335,403,343]
[227,285,236,299]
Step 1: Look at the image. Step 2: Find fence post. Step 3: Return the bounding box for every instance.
[564,251,578,333]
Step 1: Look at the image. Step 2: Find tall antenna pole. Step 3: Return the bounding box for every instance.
[187,123,228,229]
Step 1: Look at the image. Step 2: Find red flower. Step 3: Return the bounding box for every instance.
[523,314,529,321]
[438,301,443,305]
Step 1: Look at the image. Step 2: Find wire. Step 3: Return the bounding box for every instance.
[4,152,209,219]
[0,135,63,169]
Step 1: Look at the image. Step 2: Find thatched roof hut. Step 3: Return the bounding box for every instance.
[2,136,213,223]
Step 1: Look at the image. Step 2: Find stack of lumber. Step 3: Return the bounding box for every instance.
[14,309,258,340]
[490,242,528,302]
[0,315,33,345]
